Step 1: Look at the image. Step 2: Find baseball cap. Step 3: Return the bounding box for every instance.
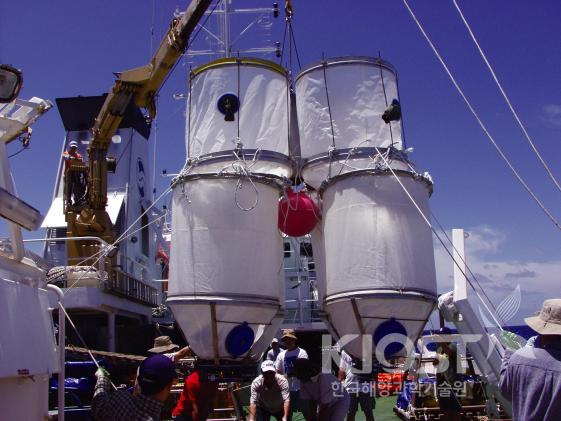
[261,360,276,373]
[137,355,177,396]
[68,141,78,148]
[271,338,279,344]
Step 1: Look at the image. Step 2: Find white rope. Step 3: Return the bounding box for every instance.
[336,139,371,176]
[373,147,504,330]
[402,0,561,232]
[59,302,118,390]
[61,186,173,295]
[212,142,261,212]
[53,191,173,384]
[452,0,561,196]
[63,211,169,293]
[233,163,259,211]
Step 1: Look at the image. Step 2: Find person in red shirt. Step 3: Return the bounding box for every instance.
[172,367,218,421]
[63,140,87,207]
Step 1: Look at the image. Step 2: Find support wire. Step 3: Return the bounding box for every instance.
[402,0,561,232]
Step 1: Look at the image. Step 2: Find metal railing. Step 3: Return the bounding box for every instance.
[23,236,160,307]
[284,298,322,324]
[105,267,159,306]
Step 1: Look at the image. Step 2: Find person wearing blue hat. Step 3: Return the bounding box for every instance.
[62,140,86,208]
[92,354,177,420]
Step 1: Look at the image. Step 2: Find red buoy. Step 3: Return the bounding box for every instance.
[278,187,321,237]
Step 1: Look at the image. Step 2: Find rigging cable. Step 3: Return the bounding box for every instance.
[58,303,118,390]
[322,58,337,180]
[278,17,288,66]
[62,211,169,293]
[288,18,302,71]
[8,147,26,159]
[430,210,504,325]
[373,147,505,330]
[60,186,173,295]
[451,0,561,196]
[402,0,561,232]
[378,58,395,147]
[157,0,222,97]
[279,4,301,73]
[152,97,159,195]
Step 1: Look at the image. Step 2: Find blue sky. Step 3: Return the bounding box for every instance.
[1,0,560,324]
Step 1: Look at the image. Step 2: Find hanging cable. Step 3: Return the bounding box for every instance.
[288,20,302,71]
[158,0,221,95]
[115,130,134,166]
[431,211,504,325]
[278,19,288,66]
[8,147,27,159]
[152,96,159,195]
[322,59,337,180]
[451,0,561,197]
[59,303,118,390]
[373,147,505,330]
[278,3,301,74]
[62,210,169,294]
[61,186,173,295]
[185,67,194,170]
[402,0,561,232]
[378,60,395,147]
[237,59,241,142]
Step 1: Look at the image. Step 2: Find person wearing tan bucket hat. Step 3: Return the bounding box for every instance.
[499,299,561,421]
[148,336,192,362]
[274,329,308,421]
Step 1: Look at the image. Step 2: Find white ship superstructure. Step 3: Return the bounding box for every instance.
[39,95,165,352]
[0,69,59,420]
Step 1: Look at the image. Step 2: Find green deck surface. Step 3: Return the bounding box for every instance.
[242,396,401,421]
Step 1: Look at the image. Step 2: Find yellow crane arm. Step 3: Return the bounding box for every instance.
[87,0,212,209]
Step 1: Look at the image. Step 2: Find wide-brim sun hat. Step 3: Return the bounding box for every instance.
[281,329,297,340]
[524,298,561,335]
[148,335,180,353]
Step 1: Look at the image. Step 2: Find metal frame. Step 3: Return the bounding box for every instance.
[295,56,398,82]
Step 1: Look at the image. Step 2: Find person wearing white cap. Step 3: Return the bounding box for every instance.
[266,338,283,362]
[62,140,86,208]
[249,360,290,421]
[499,298,561,421]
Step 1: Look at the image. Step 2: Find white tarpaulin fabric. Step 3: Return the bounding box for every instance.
[167,300,284,360]
[325,296,435,359]
[321,174,435,296]
[168,178,283,298]
[167,177,284,360]
[295,58,403,159]
[187,61,289,159]
[314,172,437,359]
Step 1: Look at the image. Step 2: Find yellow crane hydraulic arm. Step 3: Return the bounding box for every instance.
[66,0,211,267]
[87,0,212,210]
